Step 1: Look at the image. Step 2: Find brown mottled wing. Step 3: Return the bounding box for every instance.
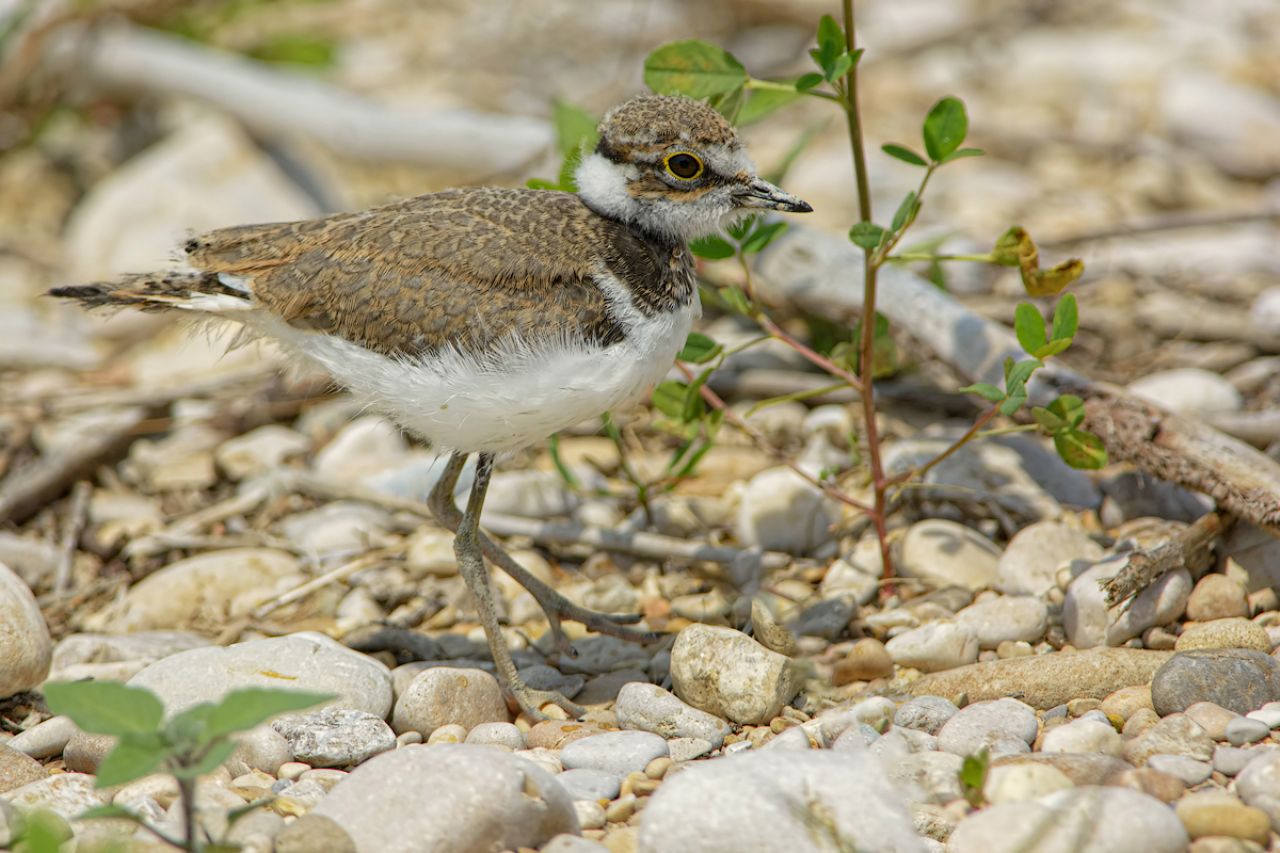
[186,188,627,358]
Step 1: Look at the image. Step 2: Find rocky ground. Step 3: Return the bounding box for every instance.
[2,0,1280,851]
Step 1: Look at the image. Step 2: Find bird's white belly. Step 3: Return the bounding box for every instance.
[257,296,699,454]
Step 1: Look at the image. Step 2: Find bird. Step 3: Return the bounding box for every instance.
[50,93,813,719]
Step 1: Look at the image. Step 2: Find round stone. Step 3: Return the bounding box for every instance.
[996,521,1103,596]
[1175,618,1272,652]
[937,698,1038,759]
[0,744,47,793]
[272,708,396,768]
[391,667,510,736]
[983,763,1074,804]
[955,596,1049,649]
[885,621,979,673]
[0,562,51,697]
[894,696,959,735]
[669,624,801,725]
[1146,754,1213,786]
[557,768,622,802]
[1124,713,1215,765]
[1040,718,1123,757]
[312,744,576,851]
[274,814,357,853]
[1151,649,1280,715]
[464,722,525,751]
[1236,750,1280,830]
[1185,574,1249,622]
[1129,368,1242,415]
[898,519,1001,591]
[560,731,668,778]
[1064,562,1190,648]
[614,682,731,747]
[1226,716,1271,746]
[1176,792,1271,844]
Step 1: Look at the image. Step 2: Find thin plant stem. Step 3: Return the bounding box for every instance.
[888,252,994,264]
[747,77,841,103]
[177,773,200,852]
[842,0,872,222]
[742,381,851,418]
[887,406,1000,488]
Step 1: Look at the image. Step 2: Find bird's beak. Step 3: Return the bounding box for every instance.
[737,177,813,213]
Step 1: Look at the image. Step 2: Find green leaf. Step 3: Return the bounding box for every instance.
[816,15,844,58]
[644,40,749,98]
[999,390,1027,416]
[922,96,969,162]
[689,235,736,260]
[795,72,824,92]
[1048,394,1087,428]
[12,809,71,853]
[959,748,990,807]
[727,214,756,242]
[940,147,984,163]
[826,52,856,82]
[991,226,1029,267]
[652,380,688,419]
[1051,293,1079,342]
[738,85,803,125]
[890,191,919,233]
[741,221,788,254]
[551,100,598,157]
[960,382,1005,403]
[681,367,713,422]
[1033,339,1072,359]
[43,681,164,737]
[710,85,747,123]
[849,222,886,250]
[882,143,927,167]
[720,285,754,316]
[76,803,145,822]
[1014,303,1047,355]
[1003,357,1041,394]
[1031,406,1066,432]
[203,688,332,741]
[525,178,559,190]
[95,733,167,787]
[1054,428,1108,470]
[173,740,237,779]
[678,332,721,364]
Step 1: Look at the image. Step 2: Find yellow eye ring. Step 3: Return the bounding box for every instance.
[663,151,705,181]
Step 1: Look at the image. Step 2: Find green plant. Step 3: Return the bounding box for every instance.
[959,747,991,807]
[41,681,330,852]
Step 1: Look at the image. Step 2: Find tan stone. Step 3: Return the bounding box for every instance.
[1186,573,1249,622]
[1176,618,1271,652]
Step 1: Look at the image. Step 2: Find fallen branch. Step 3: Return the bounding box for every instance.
[755,226,1280,531]
[1102,512,1227,608]
[40,21,553,174]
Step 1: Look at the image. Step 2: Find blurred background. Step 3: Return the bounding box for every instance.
[1,0,1279,397]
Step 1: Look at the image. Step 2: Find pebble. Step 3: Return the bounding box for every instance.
[1116,766,1186,803]
[637,750,919,853]
[1039,718,1123,757]
[561,731,669,778]
[426,723,466,744]
[575,669,647,707]
[312,416,408,482]
[277,502,393,555]
[955,596,1049,649]
[483,468,580,518]
[833,637,894,683]
[1176,618,1272,652]
[894,696,959,735]
[391,667,509,736]
[1064,561,1190,647]
[526,720,609,751]
[909,647,1171,710]
[272,708,396,768]
[734,467,838,554]
[1248,701,1280,728]
[545,834,611,853]
[1185,574,1250,621]
[558,768,622,802]
[128,632,394,717]
[819,557,880,606]
[1100,685,1154,721]
[668,624,801,725]
[51,630,209,672]
[1226,717,1271,746]
[1129,367,1244,414]
[880,750,964,806]
[1176,791,1272,845]
[885,621,979,673]
[613,682,732,748]
[273,813,357,853]
[1185,701,1243,741]
[227,726,294,777]
[1213,745,1271,776]
[948,786,1188,853]
[1162,69,1280,179]
[1150,648,1280,715]
[994,753,1132,787]
[1147,754,1213,786]
[313,744,575,851]
[215,424,309,480]
[100,548,305,632]
[573,800,607,831]
[0,772,108,820]
[63,732,116,774]
[1125,713,1215,765]
[0,562,51,697]
[8,715,77,759]
[897,518,1001,591]
[667,737,714,762]
[996,521,1103,596]
[0,744,46,794]
[1236,750,1280,830]
[983,762,1074,804]
[937,698,1038,759]
[465,721,525,750]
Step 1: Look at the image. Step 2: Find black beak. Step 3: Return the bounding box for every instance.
[737,177,813,213]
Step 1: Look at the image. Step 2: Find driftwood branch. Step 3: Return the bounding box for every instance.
[1101,512,1227,608]
[40,21,553,174]
[755,226,1280,532]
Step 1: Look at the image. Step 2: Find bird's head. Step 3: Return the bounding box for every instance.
[575,94,812,242]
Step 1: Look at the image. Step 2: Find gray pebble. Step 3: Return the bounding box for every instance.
[895,696,959,734]
[464,722,525,750]
[7,716,77,760]
[1212,745,1267,776]
[274,813,356,853]
[227,725,294,776]
[272,708,396,768]
[937,699,1038,759]
[667,737,715,762]
[1226,716,1271,746]
[955,596,1049,649]
[1235,750,1280,833]
[1146,754,1212,785]
[561,731,668,777]
[557,768,622,801]
[669,624,801,725]
[881,751,964,806]
[614,682,731,747]
[391,667,509,736]
[1124,713,1214,765]
[543,832,610,853]
[1150,648,1280,716]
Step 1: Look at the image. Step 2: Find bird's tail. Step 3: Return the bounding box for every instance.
[48,271,253,314]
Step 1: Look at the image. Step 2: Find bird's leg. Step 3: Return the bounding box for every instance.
[426,453,661,659]
[445,452,583,720]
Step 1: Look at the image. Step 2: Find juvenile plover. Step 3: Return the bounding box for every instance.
[52,93,813,717]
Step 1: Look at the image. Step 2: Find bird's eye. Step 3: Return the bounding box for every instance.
[663,152,704,181]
